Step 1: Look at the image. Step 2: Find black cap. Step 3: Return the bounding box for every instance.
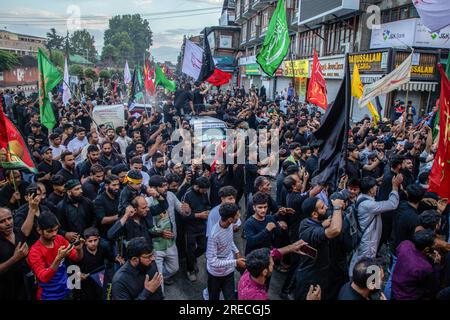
[40,146,52,154]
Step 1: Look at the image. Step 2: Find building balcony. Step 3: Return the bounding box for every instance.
[235,10,246,23]
[243,2,257,18]
[252,0,271,10]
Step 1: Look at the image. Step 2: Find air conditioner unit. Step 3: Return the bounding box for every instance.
[340,43,352,54]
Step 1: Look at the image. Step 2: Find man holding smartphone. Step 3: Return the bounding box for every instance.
[27,212,84,300]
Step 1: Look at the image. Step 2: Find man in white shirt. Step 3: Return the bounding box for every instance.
[206,203,245,300]
[49,133,67,161]
[206,186,241,238]
[67,127,88,165]
[80,131,100,161]
[115,126,132,159]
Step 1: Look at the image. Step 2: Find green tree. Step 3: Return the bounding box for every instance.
[69,64,84,78]
[84,68,98,82]
[49,50,65,69]
[104,14,152,65]
[0,50,19,70]
[70,29,98,63]
[46,28,65,52]
[101,44,119,67]
[110,32,134,66]
[99,69,111,79]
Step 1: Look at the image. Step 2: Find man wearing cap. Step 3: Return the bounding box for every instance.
[56,179,95,243]
[294,196,345,300]
[37,147,62,195]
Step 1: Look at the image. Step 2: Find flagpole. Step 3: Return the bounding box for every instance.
[289,39,296,101]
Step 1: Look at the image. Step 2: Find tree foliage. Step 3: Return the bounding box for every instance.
[101,44,119,67]
[49,50,65,69]
[70,29,98,63]
[46,28,65,52]
[99,70,111,79]
[84,68,98,82]
[69,64,84,78]
[0,50,20,70]
[103,14,152,65]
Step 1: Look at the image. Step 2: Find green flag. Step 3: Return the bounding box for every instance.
[38,48,62,130]
[256,0,290,77]
[155,65,176,92]
[137,65,144,87]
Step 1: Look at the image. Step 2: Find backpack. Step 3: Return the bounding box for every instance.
[341,197,372,253]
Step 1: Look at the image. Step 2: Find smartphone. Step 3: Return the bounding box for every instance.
[71,239,81,247]
[299,244,318,259]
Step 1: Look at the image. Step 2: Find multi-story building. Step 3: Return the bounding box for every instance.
[233,0,447,119]
[202,0,241,86]
[0,30,46,56]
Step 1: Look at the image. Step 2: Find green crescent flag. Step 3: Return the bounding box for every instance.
[155,65,176,92]
[37,48,62,130]
[256,0,290,77]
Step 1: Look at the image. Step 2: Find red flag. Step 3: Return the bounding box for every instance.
[307,50,328,110]
[143,61,155,96]
[113,79,118,94]
[428,64,450,199]
[207,68,232,87]
[0,101,37,172]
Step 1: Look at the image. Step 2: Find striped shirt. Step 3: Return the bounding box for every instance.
[206,222,239,277]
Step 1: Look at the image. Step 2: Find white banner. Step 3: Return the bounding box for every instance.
[124,60,132,85]
[371,18,450,49]
[182,40,203,80]
[414,19,450,49]
[413,0,450,33]
[370,19,416,49]
[92,104,125,129]
[359,53,412,108]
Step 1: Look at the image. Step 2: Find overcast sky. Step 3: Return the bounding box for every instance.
[0,0,223,62]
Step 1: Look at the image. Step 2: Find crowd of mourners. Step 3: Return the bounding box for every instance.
[0,78,449,301]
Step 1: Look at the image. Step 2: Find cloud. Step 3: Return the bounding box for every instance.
[151,46,180,63]
[133,0,153,7]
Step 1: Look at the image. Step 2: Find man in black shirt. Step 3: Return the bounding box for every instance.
[305,142,320,176]
[56,151,79,183]
[181,177,211,282]
[37,146,62,194]
[47,175,66,209]
[148,152,166,177]
[174,83,194,115]
[192,82,211,114]
[57,179,95,242]
[0,207,29,300]
[107,196,154,245]
[338,258,385,300]
[294,196,344,300]
[94,175,120,239]
[99,141,122,168]
[77,145,101,179]
[346,144,362,180]
[82,164,105,201]
[111,237,163,300]
[294,121,308,146]
[0,170,29,211]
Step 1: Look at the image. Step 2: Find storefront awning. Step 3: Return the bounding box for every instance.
[398,81,438,92]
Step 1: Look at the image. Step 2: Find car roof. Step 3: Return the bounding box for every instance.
[189,116,227,128]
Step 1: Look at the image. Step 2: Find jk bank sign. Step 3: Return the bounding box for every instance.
[371,18,450,49]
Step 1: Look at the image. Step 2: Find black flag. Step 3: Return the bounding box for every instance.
[129,68,143,104]
[311,54,351,186]
[197,33,215,82]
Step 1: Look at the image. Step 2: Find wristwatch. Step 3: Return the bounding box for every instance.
[333,205,343,211]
